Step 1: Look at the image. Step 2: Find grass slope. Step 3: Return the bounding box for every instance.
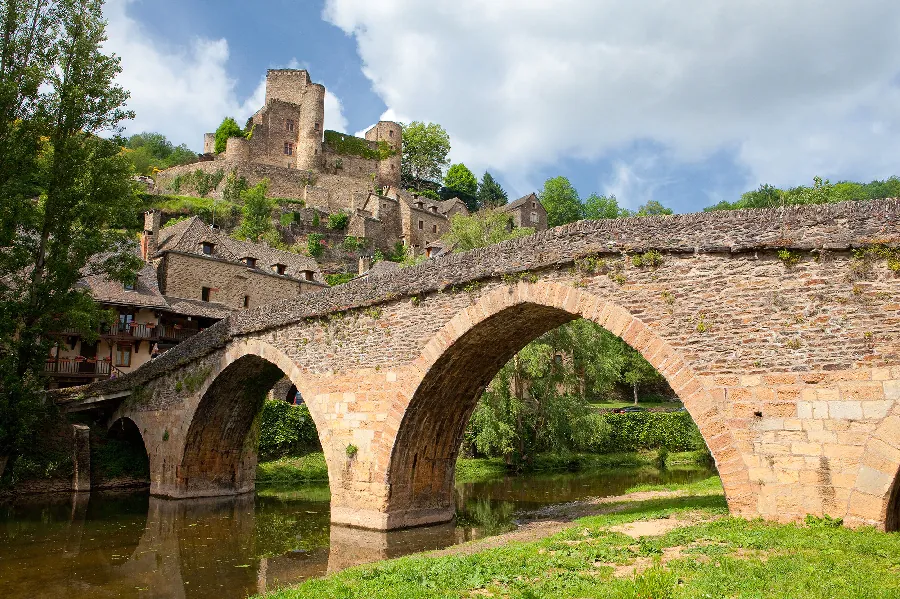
[256,477,900,599]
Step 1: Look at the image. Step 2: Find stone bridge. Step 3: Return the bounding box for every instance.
[59,200,900,531]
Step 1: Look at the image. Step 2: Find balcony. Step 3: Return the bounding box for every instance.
[157,324,200,342]
[102,322,158,340]
[45,358,114,379]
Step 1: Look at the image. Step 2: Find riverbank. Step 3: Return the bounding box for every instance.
[257,476,900,599]
[256,450,711,485]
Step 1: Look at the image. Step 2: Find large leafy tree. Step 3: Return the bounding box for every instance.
[0,0,141,467]
[635,200,673,216]
[121,131,196,175]
[400,121,450,191]
[477,171,507,208]
[214,116,244,154]
[539,176,583,227]
[443,162,478,211]
[583,193,631,219]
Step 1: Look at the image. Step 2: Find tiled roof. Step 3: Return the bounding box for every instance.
[81,262,169,310]
[162,296,232,319]
[499,193,539,212]
[155,215,325,284]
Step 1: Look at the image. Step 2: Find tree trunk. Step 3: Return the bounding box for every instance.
[633,382,639,405]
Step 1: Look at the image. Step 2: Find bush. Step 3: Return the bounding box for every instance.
[258,399,321,461]
[307,233,324,258]
[327,212,349,230]
[325,272,355,286]
[594,411,703,453]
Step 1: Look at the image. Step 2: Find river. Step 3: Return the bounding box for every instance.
[0,465,714,598]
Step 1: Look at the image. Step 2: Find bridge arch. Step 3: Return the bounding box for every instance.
[173,339,331,498]
[384,281,752,529]
[106,415,150,484]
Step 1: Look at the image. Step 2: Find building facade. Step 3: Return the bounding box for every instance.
[45,211,325,388]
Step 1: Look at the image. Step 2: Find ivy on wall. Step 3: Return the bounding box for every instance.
[323,130,395,160]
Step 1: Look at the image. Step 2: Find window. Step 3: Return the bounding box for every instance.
[201,286,211,302]
[201,242,214,255]
[284,142,294,156]
[530,211,539,224]
[389,129,393,137]
[418,220,424,230]
[123,281,135,291]
[243,257,257,268]
[300,270,314,281]
[532,202,536,209]
[114,344,132,367]
[243,295,250,308]
[273,264,287,275]
[285,119,294,132]
[432,224,437,234]
[314,122,320,132]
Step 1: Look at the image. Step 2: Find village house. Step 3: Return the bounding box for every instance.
[45,211,325,388]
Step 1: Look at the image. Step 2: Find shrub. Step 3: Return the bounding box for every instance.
[258,399,321,461]
[327,212,349,230]
[307,233,324,258]
[341,236,361,252]
[594,411,703,453]
[325,272,355,286]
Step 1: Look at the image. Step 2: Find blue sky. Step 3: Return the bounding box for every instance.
[106,0,900,214]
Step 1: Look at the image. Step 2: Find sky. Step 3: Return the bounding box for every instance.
[104,0,900,214]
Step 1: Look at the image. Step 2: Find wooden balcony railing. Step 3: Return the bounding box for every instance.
[157,324,199,342]
[45,358,112,378]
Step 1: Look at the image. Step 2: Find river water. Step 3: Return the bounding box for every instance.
[0,465,714,598]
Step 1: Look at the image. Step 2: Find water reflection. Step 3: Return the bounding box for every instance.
[0,465,714,598]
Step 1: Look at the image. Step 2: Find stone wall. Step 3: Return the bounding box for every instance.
[159,252,302,310]
[57,199,900,531]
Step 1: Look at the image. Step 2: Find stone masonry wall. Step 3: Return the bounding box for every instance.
[160,252,301,310]
[57,199,900,531]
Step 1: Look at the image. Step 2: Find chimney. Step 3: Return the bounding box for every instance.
[358,256,372,275]
[141,210,161,261]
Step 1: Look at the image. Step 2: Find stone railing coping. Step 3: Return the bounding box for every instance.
[54,198,900,401]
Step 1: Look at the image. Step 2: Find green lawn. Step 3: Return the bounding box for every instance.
[256,477,900,599]
[258,450,708,486]
[590,399,684,411]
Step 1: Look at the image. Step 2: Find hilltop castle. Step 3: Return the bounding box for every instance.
[153,68,546,258]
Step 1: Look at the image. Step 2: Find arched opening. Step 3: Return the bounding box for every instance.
[887,469,900,532]
[385,289,731,529]
[178,354,322,497]
[97,417,150,485]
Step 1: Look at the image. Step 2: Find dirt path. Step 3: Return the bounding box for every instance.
[428,489,720,558]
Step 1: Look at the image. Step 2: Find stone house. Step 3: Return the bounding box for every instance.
[499,193,548,232]
[45,211,325,388]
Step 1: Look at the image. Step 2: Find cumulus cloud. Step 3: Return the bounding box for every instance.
[323,0,900,190]
[103,1,348,148]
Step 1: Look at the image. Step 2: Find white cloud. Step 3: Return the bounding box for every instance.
[103,1,348,149]
[325,92,348,133]
[323,0,900,190]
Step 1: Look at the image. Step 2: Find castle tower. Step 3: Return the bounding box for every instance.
[296,82,325,172]
[365,121,402,188]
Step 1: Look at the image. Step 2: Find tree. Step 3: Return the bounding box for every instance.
[478,172,508,208]
[444,163,477,196]
[443,163,479,211]
[442,210,535,252]
[539,176,583,227]
[583,193,631,219]
[635,200,673,216]
[401,121,450,191]
[214,116,244,154]
[0,0,141,468]
[620,345,663,405]
[120,131,196,175]
[233,179,274,243]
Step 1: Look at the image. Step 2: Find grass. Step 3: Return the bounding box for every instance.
[258,451,712,486]
[256,453,329,483]
[256,476,900,599]
[590,399,684,411]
